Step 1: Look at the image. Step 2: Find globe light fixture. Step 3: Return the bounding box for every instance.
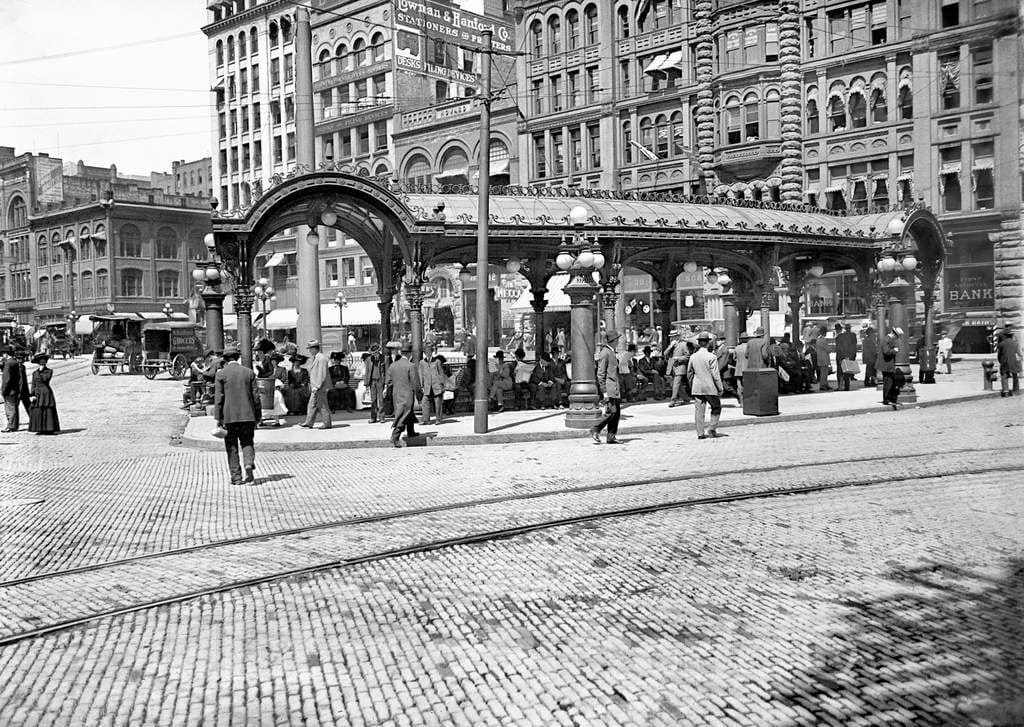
[683,261,698,274]
[592,249,605,270]
[885,215,906,239]
[203,232,216,251]
[192,269,206,283]
[205,267,221,281]
[577,248,595,268]
[717,271,732,286]
[808,264,825,278]
[306,227,320,246]
[321,209,338,226]
[556,242,574,271]
[505,257,521,273]
[458,265,473,285]
[901,255,917,271]
[568,205,588,226]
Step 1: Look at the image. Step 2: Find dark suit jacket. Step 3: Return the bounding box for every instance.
[1,357,21,398]
[214,361,261,425]
[385,355,421,423]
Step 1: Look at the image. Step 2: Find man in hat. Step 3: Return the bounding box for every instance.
[1,345,24,432]
[664,332,694,407]
[878,327,901,408]
[214,344,261,485]
[488,350,514,412]
[745,326,773,370]
[363,343,387,423]
[300,340,332,429]
[936,330,953,375]
[590,329,622,444]
[733,332,751,405]
[687,331,724,439]
[327,351,354,413]
[862,324,879,386]
[835,323,859,391]
[997,326,1021,397]
[384,341,421,446]
[814,326,832,390]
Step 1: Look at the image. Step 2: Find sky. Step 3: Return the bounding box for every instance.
[0,0,211,176]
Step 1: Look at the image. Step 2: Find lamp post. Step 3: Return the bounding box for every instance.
[162,302,174,319]
[192,233,227,353]
[557,205,606,428]
[876,215,918,403]
[334,291,348,351]
[65,309,79,357]
[253,278,276,338]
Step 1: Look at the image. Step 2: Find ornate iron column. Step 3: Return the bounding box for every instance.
[920,285,937,383]
[194,233,227,354]
[722,291,738,346]
[405,277,424,364]
[600,276,620,340]
[530,288,547,355]
[759,289,773,337]
[234,283,255,369]
[564,271,601,428]
[887,284,917,403]
[654,287,675,350]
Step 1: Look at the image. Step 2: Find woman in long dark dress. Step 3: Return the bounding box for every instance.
[28,353,60,434]
[283,354,310,415]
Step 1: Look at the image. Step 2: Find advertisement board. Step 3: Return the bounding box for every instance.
[945,265,994,310]
[33,157,64,204]
[395,0,514,54]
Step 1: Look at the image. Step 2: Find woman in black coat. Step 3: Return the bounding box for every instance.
[28,353,60,434]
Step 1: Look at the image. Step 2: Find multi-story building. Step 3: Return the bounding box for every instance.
[0,147,211,326]
[172,158,214,198]
[515,0,1021,349]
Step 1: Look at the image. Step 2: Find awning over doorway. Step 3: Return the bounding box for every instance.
[264,307,298,330]
[320,300,381,327]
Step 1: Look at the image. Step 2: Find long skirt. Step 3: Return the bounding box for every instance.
[29,403,60,433]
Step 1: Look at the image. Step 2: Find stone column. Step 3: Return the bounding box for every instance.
[201,288,227,354]
[295,5,321,348]
[722,292,738,346]
[530,288,547,356]
[564,270,601,429]
[406,281,424,363]
[887,283,917,403]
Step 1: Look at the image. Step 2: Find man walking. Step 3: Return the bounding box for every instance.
[862,325,878,386]
[937,330,953,375]
[665,334,693,407]
[214,345,261,485]
[590,330,621,445]
[300,340,332,429]
[835,323,859,391]
[1,345,23,432]
[363,344,386,423]
[815,327,832,390]
[733,332,750,405]
[385,341,421,447]
[997,327,1021,397]
[687,331,724,439]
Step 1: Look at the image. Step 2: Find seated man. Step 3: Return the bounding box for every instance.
[529,352,558,408]
[636,346,662,400]
[512,349,535,409]
[617,344,638,402]
[550,348,569,408]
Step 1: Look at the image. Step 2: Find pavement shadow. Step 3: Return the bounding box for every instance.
[55,428,87,435]
[774,558,1024,724]
[255,473,294,485]
[486,410,565,433]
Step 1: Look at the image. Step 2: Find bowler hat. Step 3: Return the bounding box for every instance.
[604,329,621,344]
[31,352,50,364]
[369,343,381,353]
[399,341,412,353]
[696,331,712,341]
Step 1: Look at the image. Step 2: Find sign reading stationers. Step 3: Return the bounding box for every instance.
[395,0,515,54]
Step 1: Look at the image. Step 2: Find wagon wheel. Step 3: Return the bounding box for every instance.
[170,354,190,381]
[109,365,117,375]
[143,364,157,380]
[91,363,100,375]
[128,352,143,375]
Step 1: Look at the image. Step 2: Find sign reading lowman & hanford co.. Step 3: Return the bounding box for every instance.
[395,0,515,54]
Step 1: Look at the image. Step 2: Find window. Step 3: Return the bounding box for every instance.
[271,58,280,87]
[120,269,144,297]
[273,136,283,164]
[284,54,293,83]
[765,23,779,62]
[550,75,562,112]
[618,6,630,38]
[534,134,547,177]
[872,177,889,207]
[620,61,631,96]
[941,0,959,26]
[38,277,49,303]
[37,235,49,266]
[269,21,279,48]
[227,36,235,63]
[568,71,580,108]
[157,271,180,298]
[567,10,579,50]
[52,275,64,303]
[898,77,913,119]
[216,40,224,66]
[240,68,248,96]
[532,79,543,114]
[356,126,369,155]
[251,65,260,94]
[253,139,262,167]
[80,271,93,300]
[372,33,385,62]
[119,224,143,257]
[972,46,993,104]
[252,102,261,132]
[829,11,848,53]
[250,27,258,53]
[341,131,352,157]
[230,110,238,136]
[405,155,431,186]
[7,197,27,228]
[725,100,741,144]
[238,31,246,58]
[79,228,91,259]
[435,80,449,102]
[287,132,296,161]
[375,121,388,150]
[285,97,294,122]
[156,227,179,259]
[242,106,250,134]
[588,123,601,168]
[585,66,598,103]
[531,21,543,57]
[828,92,846,131]
[51,233,64,264]
[940,146,962,211]
[362,257,374,285]
[972,141,994,209]
[585,5,599,44]
[849,91,867,128]
[325,259,339,287]
[552,131,564,175]
[354,38,366,66]
[372,74,386,98]
[622,121,633,164]
[548,16,561,55]
[281,16,292,44]
[850,179,868,212]
[870,82,887,123]
[640,117,654,154]
[270,100,281,125]
[570,128,582,172]
[93,225,106,258]
[228,75,236,101]
[764,90,780,138]
[939,51,960,109]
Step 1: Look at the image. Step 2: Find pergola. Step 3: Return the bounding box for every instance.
[206,169,946,425]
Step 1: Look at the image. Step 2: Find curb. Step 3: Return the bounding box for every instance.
[179,392,1000,452]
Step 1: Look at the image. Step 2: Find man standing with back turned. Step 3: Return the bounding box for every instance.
[687,331,724,439]
[214,344,261,485]
[301,339,332,429]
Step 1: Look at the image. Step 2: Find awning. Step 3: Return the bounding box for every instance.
[897,171,914,181]
[264,307,298,330]
[806,87,819,105]
[824,183,846,193]
[939,163,961,175]
[871,76,887,92]
[264,251,287,267]
[320,300,381,327]
[491,157,509,176]
[138,312,190,320]
[211,77,225,90]
[75,318,94,335]
[766,176,783,187]
[972,159,994,171]
[661,50,684,70]
[803,185,821,197]
[90,232,106,242]
[435,167,469,182]
[644,54,668,74]
[223,314,238,331]
[898,73,912,90]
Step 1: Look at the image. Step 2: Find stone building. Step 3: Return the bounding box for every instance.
[172,158,214,198]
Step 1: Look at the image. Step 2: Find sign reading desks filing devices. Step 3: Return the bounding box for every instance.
[395,0,515,54]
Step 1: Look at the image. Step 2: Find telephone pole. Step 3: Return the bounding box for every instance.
[473,29,493,434]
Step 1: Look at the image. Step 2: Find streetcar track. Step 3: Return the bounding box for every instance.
[0,445,1016,591]
[0,460,1019,647]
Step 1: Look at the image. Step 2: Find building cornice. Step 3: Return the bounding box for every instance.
[201,0,290,36]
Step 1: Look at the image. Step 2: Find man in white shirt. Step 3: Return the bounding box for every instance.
[937,331,953,374]
[300,340,332,429]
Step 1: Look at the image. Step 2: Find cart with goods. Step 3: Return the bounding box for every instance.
[88,314,144,375]
[140,321,203,380]
[42,322,73,359]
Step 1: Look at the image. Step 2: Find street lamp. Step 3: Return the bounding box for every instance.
[876,215,918,402]
[334,291,348,349]
[192,233,228,352]
[557,205,606,428]
[162,302,174,318]
[253,277,276,338]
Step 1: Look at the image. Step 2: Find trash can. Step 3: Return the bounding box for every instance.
[256,377,276,410]
[742,368,779,416]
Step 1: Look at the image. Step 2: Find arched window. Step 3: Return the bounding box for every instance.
[156,227,180,259]
[548,15,561,55]
[227,36,235,63]
[724,96,741,144]
[96,269,109,297]
[530,20,543,57]
[119,224,143,258]
[79,226,91,259]
[187,230,206,261]
[269,21,279,48]
[157,270,180,298]
[250,27,258,54]
[670,111,685,156]
[566,10,580,50]
[617,6,630,38]
[373,163,391,180]
[806,87,819,134]
[353,38,366,66]
[216,40,224,66]
[51,232,63,264]
[93,224,107,258]
[335,43,348,74]
[585,5,599,45]
[437,147,470,186]
[639,117,654,155]
[38,277,49,303]
[239,31,246,58]
[765,88,781,138]
[120,268,144,297]
[52,274,64,303]
[870,77,887,123]
[80,271,94,300]
[7,196,27,228]
[622,120,633,163]
[37,235,49,267]
[281,17,292,44]
[371,32,385,62]
[405,154,432,187]
[849,90,867,128]
[317,49,330,80]
[743,92,759,140]
[489,139,511,184]
[898,70,913,119]
[655,114,670,158]
[827,89,846,131]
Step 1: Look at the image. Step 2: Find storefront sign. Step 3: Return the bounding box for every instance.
[395,0,514,54]
[395,53,479,84]
[945,266,994,310]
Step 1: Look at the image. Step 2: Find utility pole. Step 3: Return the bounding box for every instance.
[473,29,493,434]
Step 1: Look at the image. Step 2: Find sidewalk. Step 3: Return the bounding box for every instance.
[182,358,1001,451]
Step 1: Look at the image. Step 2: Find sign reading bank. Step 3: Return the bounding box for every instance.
[395,0,515,54]
[945,266,994,310]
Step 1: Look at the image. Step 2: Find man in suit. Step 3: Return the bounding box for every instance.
[590,329,622,445]
[835,323,859,391]
[214,344,261,485]
[1,345,23,432]
[301,340,332,429]
[385,341,421,447]
[687,331,724,439]
[363,344,387,423]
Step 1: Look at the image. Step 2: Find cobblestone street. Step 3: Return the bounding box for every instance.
[0,360,1021,726]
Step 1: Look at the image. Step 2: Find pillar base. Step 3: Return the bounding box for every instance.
[564,400,603,429]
